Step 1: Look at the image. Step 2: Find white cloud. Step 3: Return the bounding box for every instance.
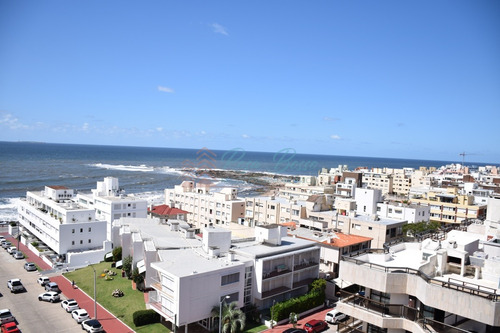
[330,134,341,140]
[200,130,206,135]
[242,134,250,139]
[323,116,340,122]
[82,122,89,131]
[211,23,229,36]
[156,127,163,132]
[0,112,30,130]
[158,86,174,93]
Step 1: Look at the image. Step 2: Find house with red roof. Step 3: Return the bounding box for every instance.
[148,204,189,222]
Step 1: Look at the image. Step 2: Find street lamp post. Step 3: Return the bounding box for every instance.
[219,295,230,333]
[86,261,97,319]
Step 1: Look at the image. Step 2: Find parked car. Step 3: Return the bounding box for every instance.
[37,276,50,286]
[81,319,104,333]
[72,309,90,323]
[61,299,80,312]
[38,291,60,303]
[24,262,37,271]
[283,329,307,333]
[6,247,16,254]
[0,309,15,325]
[12,251,23,260]
[325,309,348,324]
[1,242,11,249]
[45,282,60,293]
[304,319,328,333]
[6,279,24,293]
[0,322,20,333]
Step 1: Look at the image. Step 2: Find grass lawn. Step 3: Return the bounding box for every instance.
[64,261,169,333]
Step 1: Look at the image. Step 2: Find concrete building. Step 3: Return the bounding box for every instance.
[279,183,334,201]
[337,231,500,332]
[411,187,487,225]
[77,177,148,240]
[244,195,307,226]
[362,171,393,195]
[147,204,189,223]
[165,181,245,229]
[17,185,109,265]
[376,201,430,224]
[112,219,320,332]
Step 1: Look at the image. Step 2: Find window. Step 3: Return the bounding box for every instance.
[221,272,240,286]
[88,227,91,232]
[80,228,83,233]
[72,229,75,234]
[72,241,75,245]
[80,240,83,244]
[88,239,91,243]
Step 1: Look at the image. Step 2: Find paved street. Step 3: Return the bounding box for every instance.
[0,243,78,333]
[1,232,133,332]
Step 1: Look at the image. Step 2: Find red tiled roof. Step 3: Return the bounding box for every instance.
[148,205,188,216]
[324,233,372,248]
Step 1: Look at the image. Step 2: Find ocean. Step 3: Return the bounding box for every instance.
[0,141,489,222]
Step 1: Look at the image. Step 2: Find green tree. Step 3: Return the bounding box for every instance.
[122,255,133,278]
[112,246,122,262]
[211,301,246,333]
[132,267,144,289]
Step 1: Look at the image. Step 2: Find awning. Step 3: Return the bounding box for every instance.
[116,260,123,268]
[105,252,113,259]
[333,277,354,289]
[137,260,146,274]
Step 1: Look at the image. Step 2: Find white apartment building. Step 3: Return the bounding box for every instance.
[337,231,500,332]
[17,185,109,260]
[165,181,245,229]
[77,177,148,240]
[376,202,430,224]
[112,220,320,332]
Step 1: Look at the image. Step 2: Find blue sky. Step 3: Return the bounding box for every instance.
[1,1,499,164]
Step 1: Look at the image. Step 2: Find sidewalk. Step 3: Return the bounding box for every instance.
[2,232,134,333]
[262,307,334,333]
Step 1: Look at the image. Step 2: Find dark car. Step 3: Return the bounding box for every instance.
[283,329,306,333]
[304,319,328,333]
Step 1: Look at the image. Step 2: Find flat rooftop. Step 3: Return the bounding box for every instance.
[152,248,247,278]
[288,227,372,248]
[232,236,317,259]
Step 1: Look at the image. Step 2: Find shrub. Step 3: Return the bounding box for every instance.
[31,241,39,247]
[123,255,133,278]
[104,252,114,262]
[271,279,325,321]
[133,310,160,327]
[112,246,122,262]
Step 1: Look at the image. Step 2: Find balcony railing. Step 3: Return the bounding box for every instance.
[261,286,290,299]
[341,255,500,302]
[339,291,472,333]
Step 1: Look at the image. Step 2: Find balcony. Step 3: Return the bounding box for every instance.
[292,277,315,289]
[263,264,291,280]
[338,291,473,333]
[148,291,176,322]
[293,260,318,271]
[262,286,290,299]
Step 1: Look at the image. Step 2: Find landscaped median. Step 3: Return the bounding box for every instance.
[63,261,169,333]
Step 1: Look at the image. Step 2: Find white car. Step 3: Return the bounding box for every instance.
[72,309,90,323]
[12,251,24,259]
[37,276,50,286]
[61,299,80,313]
[325,309,348,324]
[7,246,16,254]
[24,262,37,271]
[0,309,15,325]
[38,291,60,303]
[81,319,104,333]
[7,279,24,293]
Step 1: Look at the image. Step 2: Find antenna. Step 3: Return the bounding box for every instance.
[459,152,467,165]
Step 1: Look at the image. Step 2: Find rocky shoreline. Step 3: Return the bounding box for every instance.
[182,169,299,194]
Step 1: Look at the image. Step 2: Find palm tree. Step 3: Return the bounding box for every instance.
[211,301,246,333]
